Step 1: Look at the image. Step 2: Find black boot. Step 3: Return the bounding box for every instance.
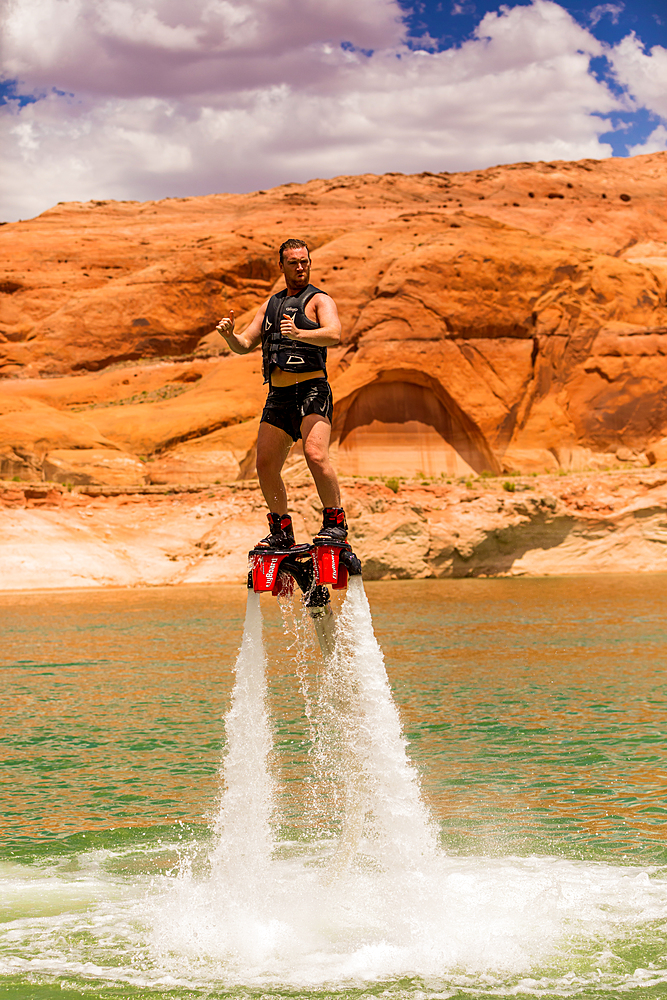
[255,512,296,549]
[314,507,348,543]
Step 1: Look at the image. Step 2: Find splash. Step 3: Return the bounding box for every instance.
[315,576,438,874]
[210,575,436,883]
[209,590,275,892]
[151,575,443,977]
[139,578,667,994]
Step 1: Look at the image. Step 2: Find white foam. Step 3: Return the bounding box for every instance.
[146,847,667,991]
[3,842,667,994]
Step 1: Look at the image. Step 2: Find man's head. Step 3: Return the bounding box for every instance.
[279,238,310,265]
[279,239,311,292]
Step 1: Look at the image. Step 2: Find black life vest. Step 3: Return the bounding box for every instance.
[261,284,328,384]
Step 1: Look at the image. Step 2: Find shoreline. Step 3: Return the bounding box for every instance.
[2,468,667,591]
[1,570,665,601]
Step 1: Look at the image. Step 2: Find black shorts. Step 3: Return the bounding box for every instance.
[261,378,333,442]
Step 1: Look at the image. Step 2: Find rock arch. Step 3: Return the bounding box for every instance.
[333,371,498,478]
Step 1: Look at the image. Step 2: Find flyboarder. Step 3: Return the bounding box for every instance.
[216,238,348,550]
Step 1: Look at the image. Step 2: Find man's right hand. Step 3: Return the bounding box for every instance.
[214,297,269,355]
[216,309,235,338]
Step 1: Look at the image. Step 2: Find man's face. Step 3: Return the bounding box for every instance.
[281,247,310,288]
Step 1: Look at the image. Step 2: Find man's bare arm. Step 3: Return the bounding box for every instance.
[279,294,342,348]
[216,299,269,354]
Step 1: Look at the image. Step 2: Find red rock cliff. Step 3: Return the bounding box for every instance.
[1,152,666,485]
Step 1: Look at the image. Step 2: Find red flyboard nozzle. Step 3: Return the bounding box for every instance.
[250,551,293,594]
[314,544,349,590]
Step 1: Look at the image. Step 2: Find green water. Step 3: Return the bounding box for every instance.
[2,576,667,998]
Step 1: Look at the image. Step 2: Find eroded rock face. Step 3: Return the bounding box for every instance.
[2,472,667,589]
[1,153,667,482]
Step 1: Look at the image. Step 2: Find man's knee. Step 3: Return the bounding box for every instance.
[257,444,286,480]
[256,450,282,481]
[303,436,329,470]
[256,422,293,477]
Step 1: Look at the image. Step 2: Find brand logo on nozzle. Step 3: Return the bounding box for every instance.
[265,557,280,587]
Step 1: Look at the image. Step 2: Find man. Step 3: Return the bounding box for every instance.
[216,238,348,549]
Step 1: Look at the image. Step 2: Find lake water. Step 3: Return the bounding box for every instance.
[2,575,667,999]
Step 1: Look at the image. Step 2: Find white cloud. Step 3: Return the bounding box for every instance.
[0,0,633,221]
[1,0,405,97]
[627,124,667,157]
[609,32,667,119]
[589,3,623,28]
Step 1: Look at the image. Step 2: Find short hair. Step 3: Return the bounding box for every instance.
[279,239,310,264]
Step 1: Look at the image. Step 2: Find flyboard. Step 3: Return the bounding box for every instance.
[248,539,362,655]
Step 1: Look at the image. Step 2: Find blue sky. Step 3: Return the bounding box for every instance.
[399,0,665,48]
[397,0,667,155]
[1,0,666,221]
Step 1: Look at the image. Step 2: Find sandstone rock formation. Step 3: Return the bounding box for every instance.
[1,153,667,484]
[2,471,667,589]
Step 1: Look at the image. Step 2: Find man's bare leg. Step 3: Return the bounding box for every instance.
[301,413,341,508]
[256,420,293,514]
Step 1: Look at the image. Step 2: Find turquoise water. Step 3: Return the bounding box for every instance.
[2,575,667,998]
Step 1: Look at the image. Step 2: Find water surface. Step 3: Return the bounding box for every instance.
[2,575,667,998]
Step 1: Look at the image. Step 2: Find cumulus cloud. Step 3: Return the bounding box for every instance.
[609,32,667,119]
[2,0,405,97]
[0,0,635,221]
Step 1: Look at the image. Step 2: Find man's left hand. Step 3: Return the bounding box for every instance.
[280,313,299,340]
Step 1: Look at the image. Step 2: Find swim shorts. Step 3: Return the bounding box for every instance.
[260,378,333,442]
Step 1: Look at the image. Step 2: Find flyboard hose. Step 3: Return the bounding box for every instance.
[247,541,362,658]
